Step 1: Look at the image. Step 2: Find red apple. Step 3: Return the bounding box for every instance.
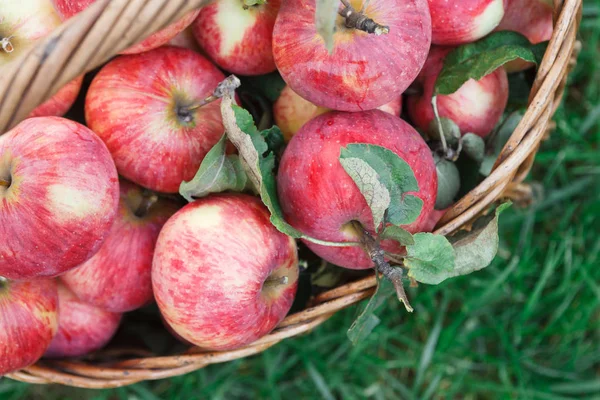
[0,117,119,280]
[62,179,180,313]
[85,46,226,193]
[51,0,199,54]
[277,110,437,270]
[274,85,402,142]
[428,0,508,45]
[494,0,553,71]
[272,0,431,112]
[406,46,509,138]
[153,193,299,350]
[192,0,280,76]
[44,282,121,358]
[0,278,58,375]
[0,0,82,118]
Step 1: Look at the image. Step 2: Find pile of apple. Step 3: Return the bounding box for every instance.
[0,0,552,376]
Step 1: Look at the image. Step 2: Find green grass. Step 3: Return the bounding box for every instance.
[2,4,600,400]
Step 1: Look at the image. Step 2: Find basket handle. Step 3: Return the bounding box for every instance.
[0,0,212,134]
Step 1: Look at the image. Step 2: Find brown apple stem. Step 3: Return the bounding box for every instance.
[264,275,289,289]
[1,36,15,53]
[134,192,159,218]
[355,223,413,312]
[339,0,389,35]
[0,178,10,188]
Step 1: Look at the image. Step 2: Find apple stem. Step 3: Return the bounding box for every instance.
[302,236,362,248]
[1,36,15,53]
[0,177,10,188]
[264,275,289,288]
[357,224,413,312]
[134,192,159,218]
[431,96,449,156]
[339,0,389,35]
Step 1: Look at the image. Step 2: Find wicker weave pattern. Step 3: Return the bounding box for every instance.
[1,0,582,388]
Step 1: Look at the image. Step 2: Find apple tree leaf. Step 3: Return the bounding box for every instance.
[347,274,395,346]
[339,157,391,232]
[381,225,414,246]
[316,0,339,53]
[228,104,304,238]
[339,144,424,228]
[435,31,548,96]
[446,202,511,278]
[405,233,456,284]
[179,134,248,202]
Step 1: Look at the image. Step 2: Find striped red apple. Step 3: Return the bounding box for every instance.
[0,117,119,280]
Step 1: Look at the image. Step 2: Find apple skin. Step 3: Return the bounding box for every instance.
[192,0,280,76]
[85,46,226,193]
[0,117,119,280]
[406,46,509,138]
[428,0,508,45]
[274,85,402,142]
[0,0,81,118]
[169,26,204,54]
[44,282,121,358]
[494,0,553,72]
[62,179,180,313]
[272,0,431,112]
[0,279,58,375]
[277,110,437,270]
[153,193,299,351]
[51,0,199,55]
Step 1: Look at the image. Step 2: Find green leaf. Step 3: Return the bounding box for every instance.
[179,134,248,202]
[231,105,304,238]
[405,233,456,284]
[347,274,395,345]
[261,125,286,156]
[445,202,511,278]
[340,144,424,227]
[435,31,548,95]
[480,111,524,176]
[316,0,339,53]
[381,225,415,246]
[339,157,391,231]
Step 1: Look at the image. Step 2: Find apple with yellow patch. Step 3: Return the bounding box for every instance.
[0,117,119,280]
[192,0,280,75]
[85,46,227,193]
[153,193,299,351]
[0,278,58,375]
[1,0,82,118]
[406,46,509,138]
[428,0,507,45]
[274,85,402,142]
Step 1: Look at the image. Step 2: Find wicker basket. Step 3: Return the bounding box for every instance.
[1,0,582,388]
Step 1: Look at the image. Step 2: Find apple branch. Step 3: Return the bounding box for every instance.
[356,224,413,312]
[431,96,449,156]
[339,0,389,35]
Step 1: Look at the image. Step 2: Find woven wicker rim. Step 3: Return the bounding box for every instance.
[0,0,582,388]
